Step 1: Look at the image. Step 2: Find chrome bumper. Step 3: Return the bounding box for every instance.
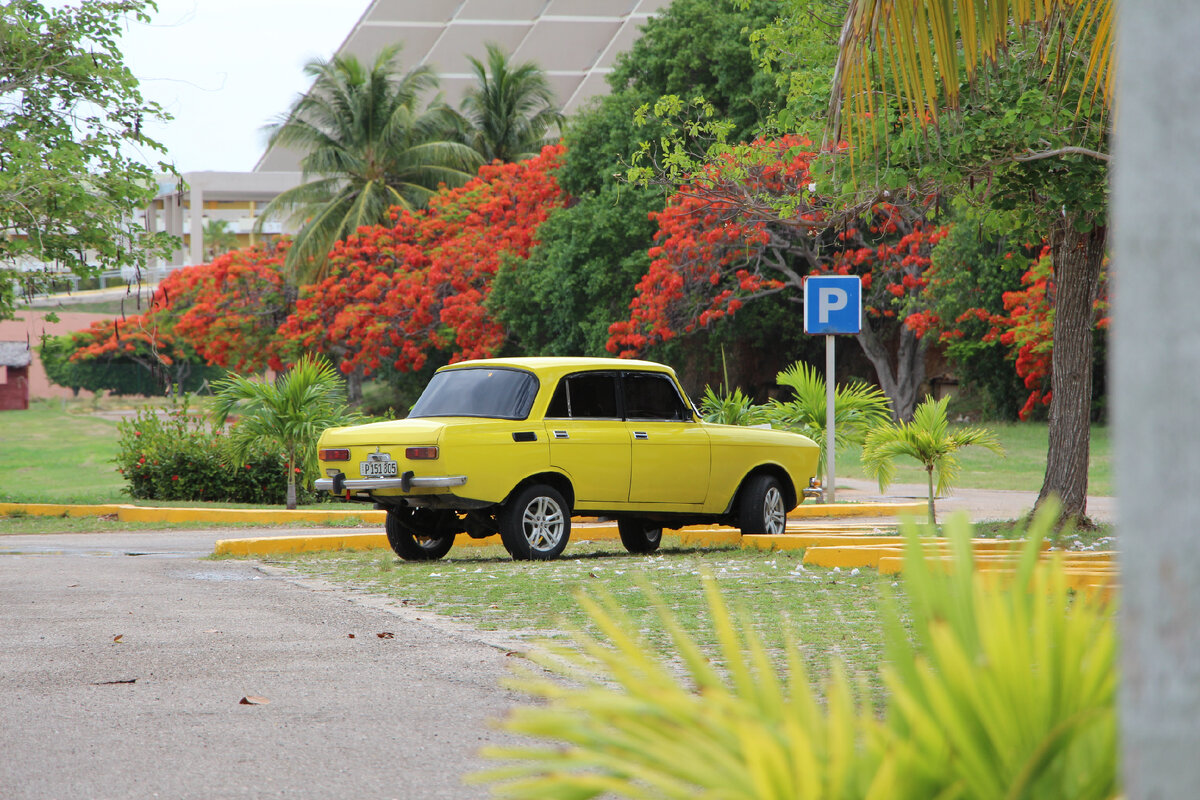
[315,474,467,492]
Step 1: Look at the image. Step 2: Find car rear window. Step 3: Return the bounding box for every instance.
[408,368,539,419]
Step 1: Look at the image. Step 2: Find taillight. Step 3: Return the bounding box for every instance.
[405,446,439,460]
[319,449,350,461]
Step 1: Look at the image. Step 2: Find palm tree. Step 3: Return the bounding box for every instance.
[453,43,564,163]
[203,219,238,259]
[257,44,483,282]
[860,396,1004,525]
[211,354,364,510]
[766,361,892,487]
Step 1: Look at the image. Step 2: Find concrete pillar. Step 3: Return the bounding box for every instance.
[1113,2,1200,796]
[189,184,205,266]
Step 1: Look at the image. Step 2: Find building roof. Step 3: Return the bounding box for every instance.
[0,341,31,368]
[255,0,665,172]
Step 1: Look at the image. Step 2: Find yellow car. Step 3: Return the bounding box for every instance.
[315,357,818,561]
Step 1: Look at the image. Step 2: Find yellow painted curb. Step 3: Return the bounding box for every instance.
[788,502,924,519]
[0,502,129,518]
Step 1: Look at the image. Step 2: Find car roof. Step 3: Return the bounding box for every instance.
[438,356,676,378]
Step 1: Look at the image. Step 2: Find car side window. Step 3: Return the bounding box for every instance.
[623,372,691,421]
[545,373,621,419]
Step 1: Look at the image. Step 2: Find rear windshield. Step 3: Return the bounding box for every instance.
[408,367,539,420]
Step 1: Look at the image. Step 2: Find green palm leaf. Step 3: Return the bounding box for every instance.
[861,395,1003,524]
[768,361,892,481]
[257,44,483,282]
[829,0,1114,147]
[210,354,364,509]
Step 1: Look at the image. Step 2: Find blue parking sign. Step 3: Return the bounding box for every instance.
[804,275,862,335]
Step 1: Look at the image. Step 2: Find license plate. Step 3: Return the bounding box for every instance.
[360,457,399,478]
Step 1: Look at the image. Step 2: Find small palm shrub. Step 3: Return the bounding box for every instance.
[478,508,1117,799]
[698,385,770,426]
[211,354,365,509]
[767,361,892,482]
[861,395,1004,524]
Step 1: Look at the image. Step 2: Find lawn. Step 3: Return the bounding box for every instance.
[264,538,901,692]
[0,401,126,503]
[838,421,1112,496]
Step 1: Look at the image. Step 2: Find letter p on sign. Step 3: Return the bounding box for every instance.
[804,275,862,334]
[818,287,848,323]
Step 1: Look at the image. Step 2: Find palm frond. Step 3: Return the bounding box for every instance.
[829,0,1114,148]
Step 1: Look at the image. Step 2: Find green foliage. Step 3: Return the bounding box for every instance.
[202,219,238,258]
[698,385,769,426]
[861,396,1004,524]
[453,43,564,163]
[490,184,658,356]
[921,217,1029,419]
[479,509,1117,799]
[257,43,482,282]
[768,361,893,481]
[210,354,364,509]
[498,0,791,362]
[37,333,221,397]
[0,0,177,318]
[607,0,788,142]
[114,397,312,505]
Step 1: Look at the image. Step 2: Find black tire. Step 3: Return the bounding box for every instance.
[738,474,788,536]
[617,518,663,554]
[385,508,455,561]
[498,483,571,560]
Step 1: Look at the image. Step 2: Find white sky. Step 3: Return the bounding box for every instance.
[116,0,365,173]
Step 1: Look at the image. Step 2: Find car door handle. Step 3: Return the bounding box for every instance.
[633,431,649,440]
[553,430,569,439]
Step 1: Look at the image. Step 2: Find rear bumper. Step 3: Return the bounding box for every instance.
[315,473,468,493]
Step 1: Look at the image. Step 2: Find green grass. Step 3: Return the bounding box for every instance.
[839,422,1111,495]
[0,401,126,503]
[268,539,898,689]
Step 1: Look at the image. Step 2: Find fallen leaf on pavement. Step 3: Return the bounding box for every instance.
[376,632,394,639]
[239,696,270,705]
[94,678,137,685]
[347,634,356,639]
[112,634,123,643]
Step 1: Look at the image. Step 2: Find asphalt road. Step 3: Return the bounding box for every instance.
[0,530,525,800]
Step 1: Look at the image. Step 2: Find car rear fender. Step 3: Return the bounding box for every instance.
[505,471,575,511]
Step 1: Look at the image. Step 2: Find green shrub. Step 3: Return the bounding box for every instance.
[114,397,316,505]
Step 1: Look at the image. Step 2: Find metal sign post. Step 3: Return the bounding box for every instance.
[826,334,836,503]
[803,275,863,505]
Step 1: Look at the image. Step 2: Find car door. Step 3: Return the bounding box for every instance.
[623,371,710,505]
[543,371,632,504]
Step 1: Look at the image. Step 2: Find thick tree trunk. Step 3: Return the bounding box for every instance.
[856,321,927,421]
[1035,214,1106,520]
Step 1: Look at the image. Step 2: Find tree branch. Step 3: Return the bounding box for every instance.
[1012,146,1110,163]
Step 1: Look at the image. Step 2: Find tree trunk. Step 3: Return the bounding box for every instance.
[286,474,297,511]
[856,321,927,421]
[1035,214,1106,520]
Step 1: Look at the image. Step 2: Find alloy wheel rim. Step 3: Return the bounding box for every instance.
[522,496,565,551]
[764,486,785,535]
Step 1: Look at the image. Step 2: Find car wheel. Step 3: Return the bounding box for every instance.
[617,519,663,554]
[385,508,455,561]
[499,484,571,560]
[738,474,788,536]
